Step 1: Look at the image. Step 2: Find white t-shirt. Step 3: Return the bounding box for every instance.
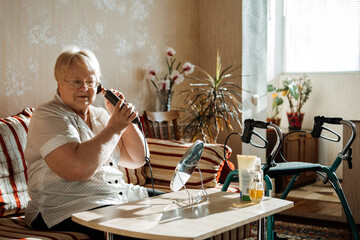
[25,94,148,228]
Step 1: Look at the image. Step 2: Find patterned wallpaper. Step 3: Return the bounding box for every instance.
[0,0,198,117]
[1,0,267,163]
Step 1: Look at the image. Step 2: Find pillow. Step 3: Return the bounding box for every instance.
[0,108,33,216]
[118,166,146,186]
[217,159,235,184]
[144,138,232,190]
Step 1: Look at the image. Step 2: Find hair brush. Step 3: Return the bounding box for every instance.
[97,84,139,124]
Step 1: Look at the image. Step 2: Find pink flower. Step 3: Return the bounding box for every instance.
[176,75,185,84]
[166,47,176,57]
[182,62,194,75]
[145,70,157,81]
[158,79,170,90]
[170,70,184,85]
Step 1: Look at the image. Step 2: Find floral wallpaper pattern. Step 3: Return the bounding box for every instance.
[0,0,197,117]
[1,0,264,165]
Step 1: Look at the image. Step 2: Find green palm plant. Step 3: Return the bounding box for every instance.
[179,51,248,143]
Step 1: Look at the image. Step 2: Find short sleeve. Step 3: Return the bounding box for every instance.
[27,106,81,159]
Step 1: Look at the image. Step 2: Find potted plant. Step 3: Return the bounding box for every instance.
[179,50,254,143]
[282,74,312,130]
[266,84,284,126]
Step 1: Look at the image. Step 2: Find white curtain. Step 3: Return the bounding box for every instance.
[241,0,268,159]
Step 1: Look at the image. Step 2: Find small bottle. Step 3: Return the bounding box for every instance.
[249,164,264,203]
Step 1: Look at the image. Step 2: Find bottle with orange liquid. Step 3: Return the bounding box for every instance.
[249,164,264,203]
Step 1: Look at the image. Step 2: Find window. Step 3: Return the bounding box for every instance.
[283,0,360,72]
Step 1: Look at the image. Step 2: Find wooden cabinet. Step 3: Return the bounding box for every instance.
[266,129,318,193]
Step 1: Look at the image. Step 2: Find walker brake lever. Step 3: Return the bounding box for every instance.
[345,147,353,169]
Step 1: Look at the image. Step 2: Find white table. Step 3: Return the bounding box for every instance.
[72,189,293,240]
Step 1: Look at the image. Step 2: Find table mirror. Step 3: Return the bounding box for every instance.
[170,140,208,206]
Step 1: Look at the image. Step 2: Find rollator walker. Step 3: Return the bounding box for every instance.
[221,116,359,240]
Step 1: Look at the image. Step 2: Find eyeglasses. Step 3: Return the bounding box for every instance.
[63,76,100,89]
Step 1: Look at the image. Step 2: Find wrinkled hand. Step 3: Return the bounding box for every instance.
[105,90,138,133]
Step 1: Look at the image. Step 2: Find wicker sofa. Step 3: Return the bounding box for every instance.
[0,108,248,240]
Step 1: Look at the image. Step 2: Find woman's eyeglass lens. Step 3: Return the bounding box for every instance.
[63,77,100,89]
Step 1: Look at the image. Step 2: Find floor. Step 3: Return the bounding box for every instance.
[273,180,350,228]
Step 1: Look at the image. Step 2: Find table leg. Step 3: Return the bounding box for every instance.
[105,232,113,240]
[257,218,266,240]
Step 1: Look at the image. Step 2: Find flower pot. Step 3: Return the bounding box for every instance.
[266,118,281,126]
[287,112,304,130]
[156,90,173,111]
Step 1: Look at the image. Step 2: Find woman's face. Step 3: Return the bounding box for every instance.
[57,61,97,115]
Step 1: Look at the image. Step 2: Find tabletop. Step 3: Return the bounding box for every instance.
[72,189,293,240]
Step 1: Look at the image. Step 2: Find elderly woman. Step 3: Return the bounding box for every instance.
[25,46,149,239]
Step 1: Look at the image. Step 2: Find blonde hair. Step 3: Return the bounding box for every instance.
[54,46,101,83]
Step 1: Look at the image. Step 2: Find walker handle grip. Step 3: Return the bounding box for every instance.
[241,119,269,148]
[311,116,342,141]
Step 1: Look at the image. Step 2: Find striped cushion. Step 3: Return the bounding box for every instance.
[0,216,91,240]
[118,166,146,185]
[145,138,232,191]
[0,108,33,217]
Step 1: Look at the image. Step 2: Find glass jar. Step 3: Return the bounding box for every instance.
[249,165,264,203]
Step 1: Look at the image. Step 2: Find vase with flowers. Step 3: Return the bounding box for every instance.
[145,47,194,111]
